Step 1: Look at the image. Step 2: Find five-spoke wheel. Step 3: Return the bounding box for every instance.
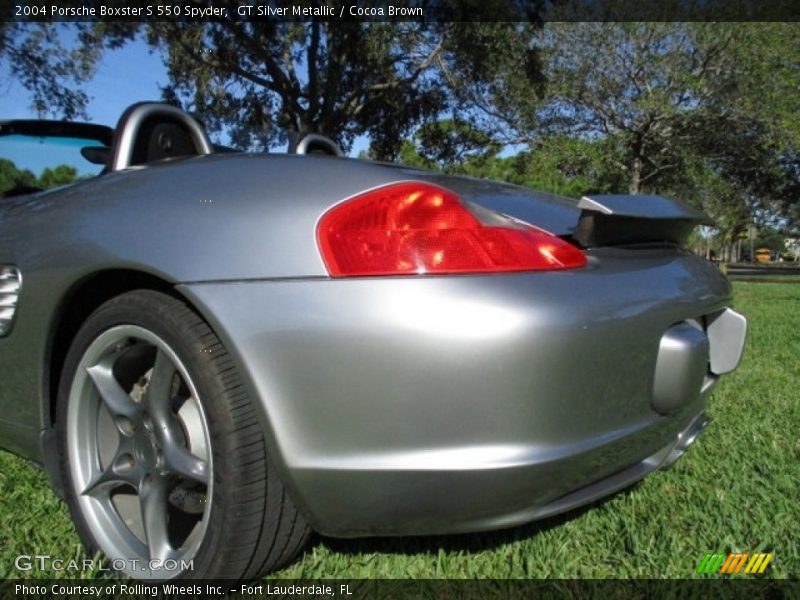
[58,291,310,580]
[67,325,211,577]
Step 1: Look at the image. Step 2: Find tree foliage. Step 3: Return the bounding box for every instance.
[160,21,451,157]
[0,20,101,119]
[530,24,792,195]
[86,12,546,158]
[5,18,799,239]
[0,159,37,194]
[437,22,545,145]
[38,164,79,189]
[0,159,78,194]
[388,21,800,235]
[447,22,800,238]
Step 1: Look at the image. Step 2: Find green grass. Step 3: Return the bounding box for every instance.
[727,276,800,285]
[1,282,798,579]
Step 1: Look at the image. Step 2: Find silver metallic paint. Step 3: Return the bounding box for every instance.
[177,248,736,535]
[0,150,745,537]
[0,154,584,457]
[652,322,709,415]
[707,308,748,374]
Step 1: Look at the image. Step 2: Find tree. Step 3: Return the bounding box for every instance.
[395,121,623,199]
[38,164,79,188]
[534,24,750,194]
[9,18,798,239]
[509,136,625,197]
[91,20,448,157]
[0,20,101,119]
[436,22,546,146]
[0,159,37,194]
[7,9,546,157]
[412,119,501,166]
[88,4,545,157]
[438,22,800,244]
[0,159,80,195]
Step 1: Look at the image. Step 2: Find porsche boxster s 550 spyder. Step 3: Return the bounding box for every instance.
[0,103,746,580]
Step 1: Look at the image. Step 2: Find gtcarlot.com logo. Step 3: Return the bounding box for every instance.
[14,554,193,573]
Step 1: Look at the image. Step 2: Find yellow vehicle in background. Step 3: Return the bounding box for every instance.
[755,247,772,263]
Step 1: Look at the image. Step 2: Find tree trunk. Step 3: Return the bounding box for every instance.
[629,157,642,194]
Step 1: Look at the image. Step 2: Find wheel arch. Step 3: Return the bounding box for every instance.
[44,269,184,430]
[50,283,310,577]
[42,270,306,534]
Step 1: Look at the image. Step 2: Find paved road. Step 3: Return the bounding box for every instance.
[727,266,800,277]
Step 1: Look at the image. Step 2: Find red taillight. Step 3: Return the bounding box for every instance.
[317,182,587,277]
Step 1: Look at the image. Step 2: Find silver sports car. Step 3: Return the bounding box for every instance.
[0,102,746,580]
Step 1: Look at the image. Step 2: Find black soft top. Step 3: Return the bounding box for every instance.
[0,120,113,146]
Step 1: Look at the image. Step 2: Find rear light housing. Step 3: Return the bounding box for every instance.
[317,182,586,277]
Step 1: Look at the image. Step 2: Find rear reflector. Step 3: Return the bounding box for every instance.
[317,182,587,277]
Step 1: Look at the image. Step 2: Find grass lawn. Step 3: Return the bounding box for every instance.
[1,282,797,580]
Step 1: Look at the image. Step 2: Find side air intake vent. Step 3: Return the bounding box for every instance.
[0,266,21,336]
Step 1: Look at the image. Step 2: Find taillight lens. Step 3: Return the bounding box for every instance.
[317,182,586,277]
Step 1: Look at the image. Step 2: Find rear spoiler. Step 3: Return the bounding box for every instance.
[573,194,712,248]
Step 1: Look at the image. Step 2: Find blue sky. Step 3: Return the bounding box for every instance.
[0,38,174,175]
[0,34,368,163]
[0,40,167,128]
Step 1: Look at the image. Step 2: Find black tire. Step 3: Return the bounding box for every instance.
[56,290,310,580]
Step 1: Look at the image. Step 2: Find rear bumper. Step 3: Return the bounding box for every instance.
[283,408,712,536]
[534,411,711,522]
[179,250,744,536]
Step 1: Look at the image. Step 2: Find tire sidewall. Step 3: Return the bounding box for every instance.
[56,291,237,580]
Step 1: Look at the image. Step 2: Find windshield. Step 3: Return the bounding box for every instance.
[0,133,106,196]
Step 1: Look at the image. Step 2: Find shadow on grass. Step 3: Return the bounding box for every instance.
[311,481,642,558]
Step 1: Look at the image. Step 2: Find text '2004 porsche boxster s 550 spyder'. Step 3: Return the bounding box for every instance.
[0,102,746,580]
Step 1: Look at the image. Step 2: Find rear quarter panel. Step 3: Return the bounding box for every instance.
[0,153,574,458]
